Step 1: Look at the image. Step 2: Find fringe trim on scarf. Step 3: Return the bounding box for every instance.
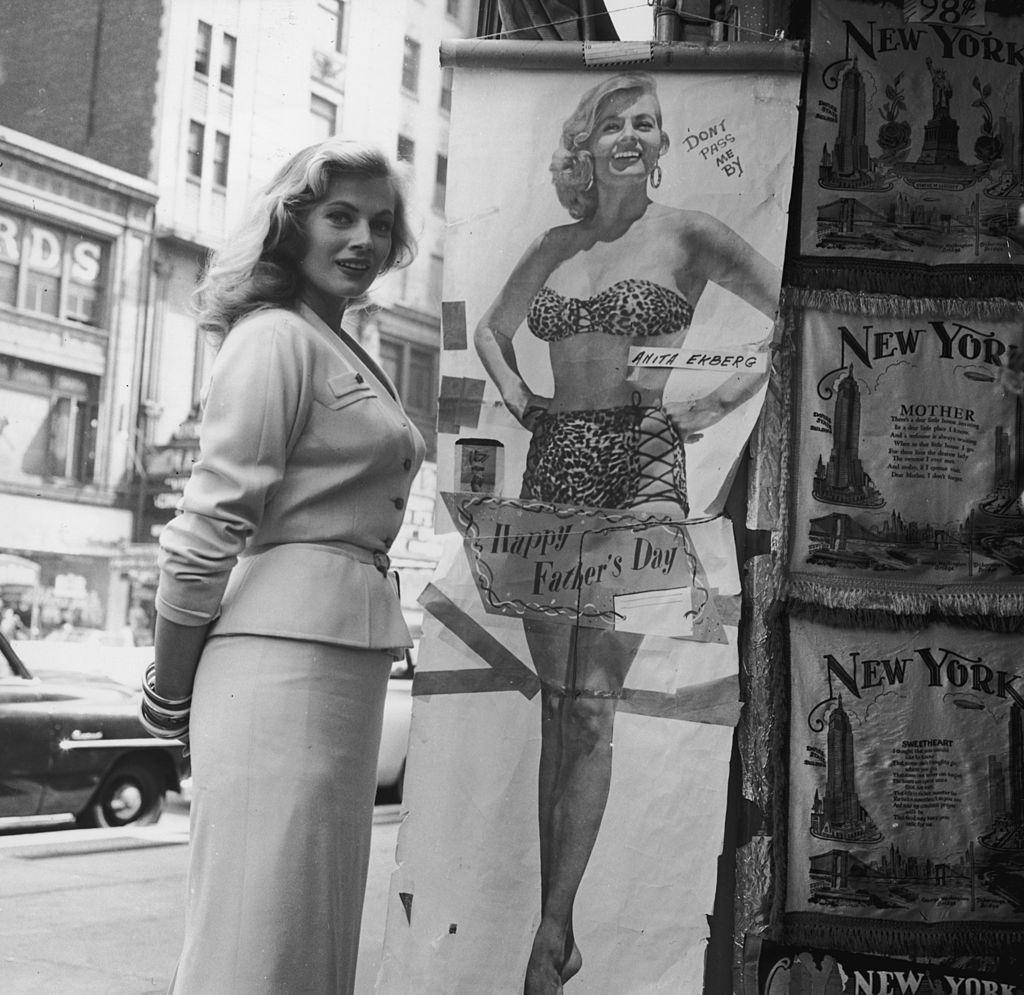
[786,573,1024,628]
[783,285,1024,320]
[785,258,1024,304]
[787,600,1024,633]
[783,912,1024,960]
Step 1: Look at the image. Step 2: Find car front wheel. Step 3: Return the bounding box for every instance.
[77,759,165,828]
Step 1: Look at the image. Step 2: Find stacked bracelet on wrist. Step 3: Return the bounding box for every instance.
[139,661,191,740]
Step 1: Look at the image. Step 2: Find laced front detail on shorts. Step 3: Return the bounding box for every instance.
[520,397,688,515]
[628,398,689,516]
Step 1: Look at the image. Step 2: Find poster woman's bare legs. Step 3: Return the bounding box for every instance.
[524,619,641,992]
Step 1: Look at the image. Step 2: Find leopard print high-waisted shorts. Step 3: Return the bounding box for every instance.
[521,402,688,514]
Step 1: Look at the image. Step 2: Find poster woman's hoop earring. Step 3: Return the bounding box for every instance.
[580,150,595,192]
[650,163,663,189]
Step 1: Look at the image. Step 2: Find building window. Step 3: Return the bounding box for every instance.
[195,21,212,76]
[0,209,108,327]
[24,245,59,318]
[401,37,421,94]
[397,134,415,164]
[379,337,438,460]
[213,132,230,187]
[446,0,461,17]
[428,253,444,310]
[310,94,337,140]
[317,0,347,53]
[187,121,205,179]
[220,33,237,88]
[433,153,448,212]
[0,355,99,484]
[440,68,453,113]
[0,229,15,307]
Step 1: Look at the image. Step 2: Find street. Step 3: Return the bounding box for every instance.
[0,793,403,994]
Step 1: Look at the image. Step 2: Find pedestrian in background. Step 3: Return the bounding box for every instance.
[145,137,423,994]
[1,605,25,641]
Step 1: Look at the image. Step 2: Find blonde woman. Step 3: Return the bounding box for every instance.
[474,73,779,993]
[147,139,424,994]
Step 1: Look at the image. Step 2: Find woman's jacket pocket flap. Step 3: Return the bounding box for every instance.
[319,371,377,409]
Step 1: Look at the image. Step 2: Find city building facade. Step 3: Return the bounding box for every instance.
[0,126,157,635]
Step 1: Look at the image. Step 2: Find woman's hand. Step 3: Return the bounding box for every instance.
[665,369,768,439]
[664,395,728,441]
[506,386,551,431]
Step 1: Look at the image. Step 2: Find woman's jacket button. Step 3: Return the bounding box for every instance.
[393,497,405,510]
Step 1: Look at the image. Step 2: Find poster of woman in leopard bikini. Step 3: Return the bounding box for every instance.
[471,71,782,992]
[381,54,801,995]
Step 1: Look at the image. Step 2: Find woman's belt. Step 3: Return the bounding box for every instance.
[244,540,391,576]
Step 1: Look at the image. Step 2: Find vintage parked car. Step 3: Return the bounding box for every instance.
[6,632,417,810]
[0,632,189,831]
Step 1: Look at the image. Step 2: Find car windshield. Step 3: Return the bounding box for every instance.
[42,626,135,646]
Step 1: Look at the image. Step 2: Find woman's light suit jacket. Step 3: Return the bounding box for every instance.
[155,302,425,654]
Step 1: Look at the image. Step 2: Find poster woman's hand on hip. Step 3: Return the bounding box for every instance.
[506,387,551,431]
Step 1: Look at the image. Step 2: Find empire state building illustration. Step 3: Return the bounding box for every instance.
[812,367,885,508]
[818,58,882,190]
[810,696,882,843]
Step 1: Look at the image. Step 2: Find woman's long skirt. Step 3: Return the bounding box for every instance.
[168,634,392,994]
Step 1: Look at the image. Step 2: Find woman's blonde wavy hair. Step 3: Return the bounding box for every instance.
[550,72,666,221]
[195,138,416,342]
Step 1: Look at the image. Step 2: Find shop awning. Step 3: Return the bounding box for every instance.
[0,553,41,588]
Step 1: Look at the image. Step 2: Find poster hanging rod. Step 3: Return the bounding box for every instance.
[439,39,805,74]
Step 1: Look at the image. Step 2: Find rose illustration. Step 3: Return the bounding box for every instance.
[972,75,1004,164]
[877,72,911,161]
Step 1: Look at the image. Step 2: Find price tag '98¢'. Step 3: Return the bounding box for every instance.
[904,0,986,27]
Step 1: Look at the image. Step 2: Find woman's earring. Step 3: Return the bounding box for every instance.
[650,164,663,189]
[581,151,595,191]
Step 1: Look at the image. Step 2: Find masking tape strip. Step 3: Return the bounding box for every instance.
[442,300,468,350]
[714,593,742,626]
[583,40,654,66]
[415,582,541,698]
[619,674,742,727]
[413,668,526,696]
[437,376,486,434]
[416,585,740,724]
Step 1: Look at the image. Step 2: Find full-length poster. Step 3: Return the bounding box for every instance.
[788,618,1024,927]
[800,0,1024,267]
[379,41,802,994]
[788,304,1024,615]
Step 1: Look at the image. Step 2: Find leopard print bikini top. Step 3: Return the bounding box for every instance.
[527,278,693,343]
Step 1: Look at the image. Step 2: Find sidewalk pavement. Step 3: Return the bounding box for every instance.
[0,794,403,994]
